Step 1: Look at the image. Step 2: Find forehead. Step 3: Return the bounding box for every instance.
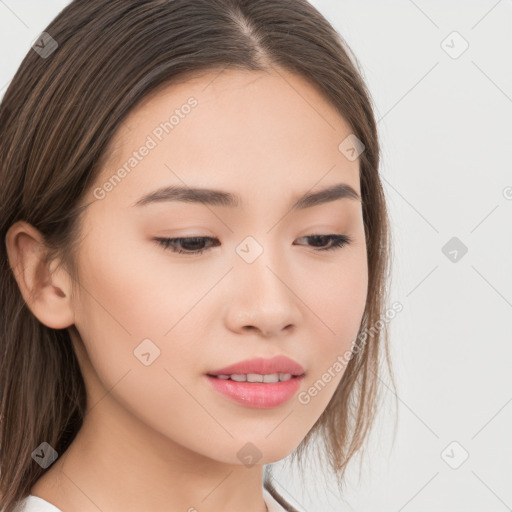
[92,67,360,210]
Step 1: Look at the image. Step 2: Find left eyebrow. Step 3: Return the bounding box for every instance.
[132,182,361,210]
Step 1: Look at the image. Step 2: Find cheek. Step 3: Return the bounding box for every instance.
[294,246,368,413]
[74,224,205,336]
[71,226,215,388]
[70,231,217,450]
[302,243,368,345]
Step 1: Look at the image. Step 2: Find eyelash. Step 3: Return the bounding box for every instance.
[154,234,352,255]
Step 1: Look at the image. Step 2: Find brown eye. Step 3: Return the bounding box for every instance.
[294,234,352,251]
[155,236,219,255]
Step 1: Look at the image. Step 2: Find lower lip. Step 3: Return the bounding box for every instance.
[205,375,304,409]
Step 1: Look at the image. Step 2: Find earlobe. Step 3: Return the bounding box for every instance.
[5,221,75,329]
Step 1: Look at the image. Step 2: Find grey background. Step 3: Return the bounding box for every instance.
[1,1,511,510]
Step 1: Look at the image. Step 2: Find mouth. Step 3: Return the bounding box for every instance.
[205,355,306,408]
[206,372,304,382]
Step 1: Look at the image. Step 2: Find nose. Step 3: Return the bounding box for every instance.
[223,249,302,338]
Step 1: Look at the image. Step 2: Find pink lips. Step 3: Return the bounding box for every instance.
[205,355,305,409]
[207,355,305,377]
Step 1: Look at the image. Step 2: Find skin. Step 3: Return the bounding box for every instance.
[6,66,368,512]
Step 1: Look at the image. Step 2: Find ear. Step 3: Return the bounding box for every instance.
[5,221,75,329]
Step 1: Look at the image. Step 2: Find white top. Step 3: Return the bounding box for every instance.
[18,489,287,511]
[15,496,61,512]
[264,488,289,511]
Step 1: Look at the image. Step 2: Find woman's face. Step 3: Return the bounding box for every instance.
[70,66,368,466]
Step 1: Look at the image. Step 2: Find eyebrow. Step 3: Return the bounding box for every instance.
[132,182,360,210]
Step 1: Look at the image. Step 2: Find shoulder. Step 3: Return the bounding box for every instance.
[15,495,63,512]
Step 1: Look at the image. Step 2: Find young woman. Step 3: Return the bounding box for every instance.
[0,1,396,511]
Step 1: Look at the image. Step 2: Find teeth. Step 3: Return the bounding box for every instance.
[214,373,294,382]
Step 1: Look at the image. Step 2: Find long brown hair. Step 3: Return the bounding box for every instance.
[0,1,396,510]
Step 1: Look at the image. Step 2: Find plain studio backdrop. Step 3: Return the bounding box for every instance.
[1,1,511,511]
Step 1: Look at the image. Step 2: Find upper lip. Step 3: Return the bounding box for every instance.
[207,355,305,377]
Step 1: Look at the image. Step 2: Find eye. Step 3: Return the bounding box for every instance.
[155,234,351,256]
[155,236,219,255]
[294,234,352,251]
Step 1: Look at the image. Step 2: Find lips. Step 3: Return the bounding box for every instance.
[206,355,305,378]
[205,373,304,408]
